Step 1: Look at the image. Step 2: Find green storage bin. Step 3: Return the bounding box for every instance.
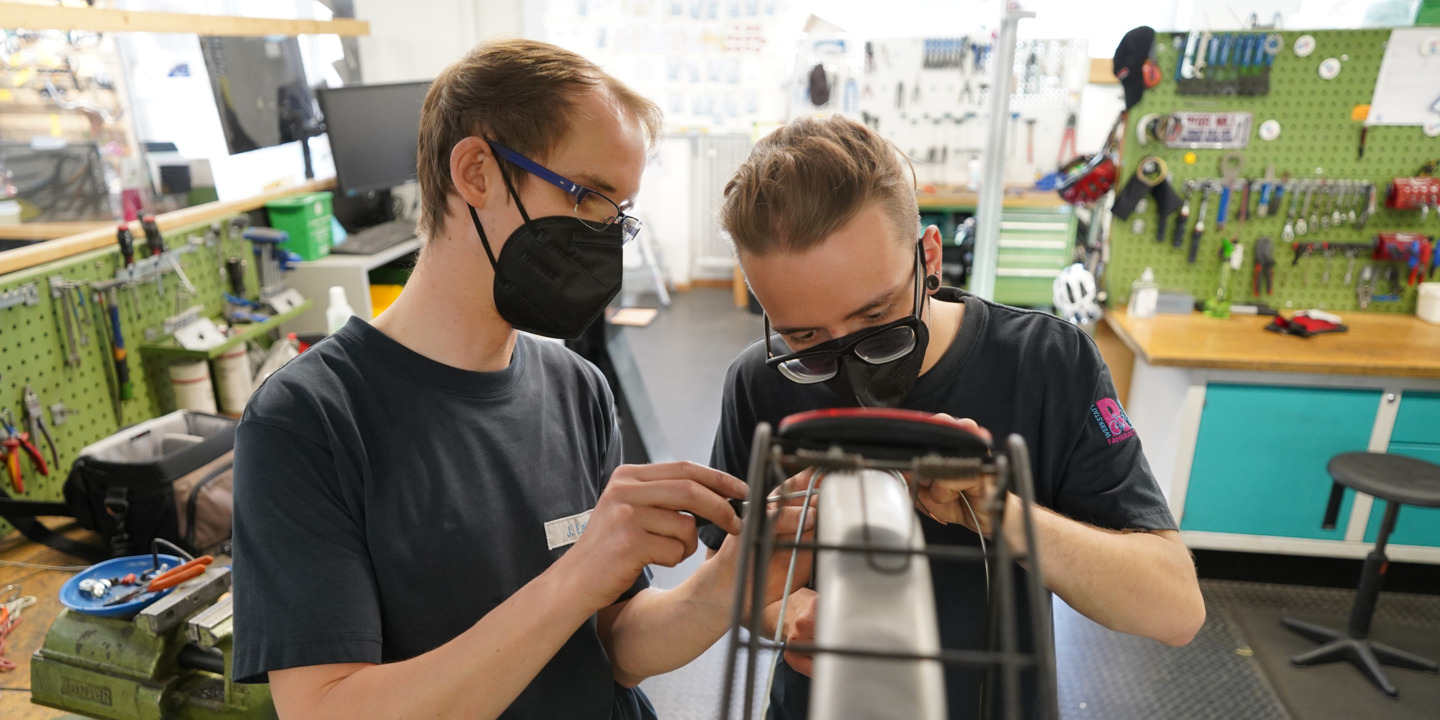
[266,192,333,260]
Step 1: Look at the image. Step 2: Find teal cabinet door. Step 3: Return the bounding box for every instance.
[1390,391,1440,445]
[1363,442,1440,547]
[1182,384,1381,540]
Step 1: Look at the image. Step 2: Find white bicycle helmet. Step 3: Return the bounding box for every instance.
[1053,263,1103,325]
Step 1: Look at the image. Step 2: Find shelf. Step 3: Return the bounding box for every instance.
[140,299,313,361]
[0,178,336,276]
[303,237,423,271]
[0,3,370,37]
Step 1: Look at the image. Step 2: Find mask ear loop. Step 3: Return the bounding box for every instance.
[467,143,540,269]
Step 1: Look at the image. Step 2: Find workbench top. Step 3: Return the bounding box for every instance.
[916,188,1067,210]
[1105,307,1440,379]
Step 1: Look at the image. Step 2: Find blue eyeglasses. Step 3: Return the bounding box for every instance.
[487,140,643,245]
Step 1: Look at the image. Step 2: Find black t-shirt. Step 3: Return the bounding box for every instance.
[700,289,1175,720]
[232,318,654,719]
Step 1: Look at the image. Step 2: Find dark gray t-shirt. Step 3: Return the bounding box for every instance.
[232,318,653,719]
[700,289,1175,720]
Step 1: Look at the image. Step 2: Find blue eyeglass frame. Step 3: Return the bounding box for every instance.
[486,140,642,244]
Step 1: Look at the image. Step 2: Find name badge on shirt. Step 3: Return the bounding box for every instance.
[544,509,594,550]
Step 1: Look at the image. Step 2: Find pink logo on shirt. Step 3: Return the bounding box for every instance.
[1091,398,1136,445]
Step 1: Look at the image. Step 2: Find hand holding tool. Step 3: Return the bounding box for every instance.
[103,555,213,607]
[23,385,59,469]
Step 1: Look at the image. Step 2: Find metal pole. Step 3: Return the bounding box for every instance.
[970,3,1034,301]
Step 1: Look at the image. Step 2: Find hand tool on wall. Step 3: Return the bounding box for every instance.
[0,409,46,492]
[1357,265,1374,308]
[103,555,214,607]
[1057,112,1077,164]
[1256,165,1275,217]
[1322,245,1335,284]
[142,215,167,298]
[1253,236,1275,296]
[1343,248,1359,285]
[1189,183,1212,263]
[1296,181,1314,236]
[1282,180,1299,242]
[1216,154,1243,234]
[104,287,132,402]
[1269,172,1289,217]
[23,385,59,469]
[54,280,81,368]
[1173,181,1195,249]
[115,224,141,321]
[1308,181,1323,233]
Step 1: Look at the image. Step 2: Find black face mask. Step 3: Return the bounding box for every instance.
[468,171,624,340]
[822,318,930,408]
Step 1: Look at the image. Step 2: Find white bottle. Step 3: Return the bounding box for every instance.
[326,286,355,334]
[1127,267,1159,319]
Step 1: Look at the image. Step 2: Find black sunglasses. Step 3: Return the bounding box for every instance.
[764,241,926,384]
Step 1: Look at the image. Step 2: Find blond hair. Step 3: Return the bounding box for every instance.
[416,38,662,238]
[721,115,919,256]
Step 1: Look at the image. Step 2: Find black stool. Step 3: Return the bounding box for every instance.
[1280,452,1440,697]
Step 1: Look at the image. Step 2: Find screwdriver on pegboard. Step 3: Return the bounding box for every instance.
[115,224,142,321]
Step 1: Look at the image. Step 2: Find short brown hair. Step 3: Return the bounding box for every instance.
[416,38,663,238]
[721,115,919,256]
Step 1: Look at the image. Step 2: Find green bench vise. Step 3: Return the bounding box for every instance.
[29,566,275,720]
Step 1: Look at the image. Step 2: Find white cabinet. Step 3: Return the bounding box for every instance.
[281,238,421,334]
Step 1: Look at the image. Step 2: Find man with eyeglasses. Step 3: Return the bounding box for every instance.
[698,115,1206,719]
[232,39,809,720]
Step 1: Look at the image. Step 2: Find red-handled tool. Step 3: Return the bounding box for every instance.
[103,555,214,606]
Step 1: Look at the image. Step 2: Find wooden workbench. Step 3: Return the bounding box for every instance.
[1100,307,1440,564]
[1105,307,1440,380]
[0,526,92,720]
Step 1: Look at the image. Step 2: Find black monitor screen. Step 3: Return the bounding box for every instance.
[316,81,430,195]
[200,36,319,155]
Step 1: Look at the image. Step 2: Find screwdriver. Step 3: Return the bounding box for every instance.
[105,287,133,401]
[141,214,166,297]
[116,224,142,315]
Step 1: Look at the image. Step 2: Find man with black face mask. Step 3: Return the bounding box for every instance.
[698,116,1206,719]
[231,39,811,720]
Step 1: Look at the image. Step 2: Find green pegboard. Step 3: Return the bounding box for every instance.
[0,216,264,537]
[1110,28,1440,313]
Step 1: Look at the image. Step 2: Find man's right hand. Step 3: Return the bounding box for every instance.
[562,461,747,611]
[780,588,818,677]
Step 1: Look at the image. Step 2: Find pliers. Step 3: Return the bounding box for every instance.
[0,409,46,493]
[1253,237,1276,296]
[22,386,59,470]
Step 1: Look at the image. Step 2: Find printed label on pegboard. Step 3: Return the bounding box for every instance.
[1164,111,1253,149]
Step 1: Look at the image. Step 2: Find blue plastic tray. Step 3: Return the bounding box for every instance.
[59,554,185,618]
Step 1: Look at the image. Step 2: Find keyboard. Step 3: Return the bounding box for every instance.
[331,220,417,256]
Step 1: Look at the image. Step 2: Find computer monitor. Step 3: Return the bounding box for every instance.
[316,81,430,195]
[200,36,321,156]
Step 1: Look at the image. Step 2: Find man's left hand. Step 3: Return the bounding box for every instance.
[914,415,1021,548]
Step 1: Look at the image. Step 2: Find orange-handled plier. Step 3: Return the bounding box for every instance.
[0,410,45,493]
[103,555,214,606]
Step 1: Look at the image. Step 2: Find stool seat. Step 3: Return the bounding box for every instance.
[1328,452,1440,508]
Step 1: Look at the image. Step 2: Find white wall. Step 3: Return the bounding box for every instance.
[352,0,524,83]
